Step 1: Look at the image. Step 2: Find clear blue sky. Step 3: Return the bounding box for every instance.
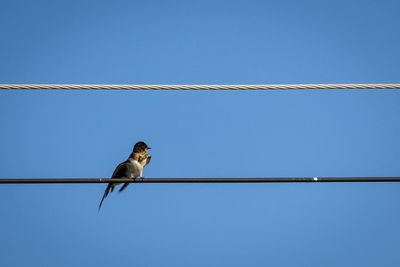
[1,0,400,266]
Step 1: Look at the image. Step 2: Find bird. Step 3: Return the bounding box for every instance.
[98,141,151,210]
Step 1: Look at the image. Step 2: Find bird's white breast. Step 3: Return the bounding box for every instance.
[129,158,143,178]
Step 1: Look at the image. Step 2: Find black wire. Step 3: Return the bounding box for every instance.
[0,177,399,183]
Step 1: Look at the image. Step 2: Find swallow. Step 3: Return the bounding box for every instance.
[98,141,151,210]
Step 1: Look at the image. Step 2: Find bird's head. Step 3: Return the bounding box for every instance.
[133,141,151,155]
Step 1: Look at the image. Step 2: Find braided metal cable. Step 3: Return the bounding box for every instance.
[0,84,399,90]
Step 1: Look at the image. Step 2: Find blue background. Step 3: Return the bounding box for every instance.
[1,0,400,266]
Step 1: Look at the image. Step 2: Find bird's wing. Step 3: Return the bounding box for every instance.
[145,154,151,166]
[111,160,130,178]
[119,182,130,193]
[140,154,152,167]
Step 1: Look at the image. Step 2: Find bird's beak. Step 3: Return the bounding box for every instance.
[147,147,151,149]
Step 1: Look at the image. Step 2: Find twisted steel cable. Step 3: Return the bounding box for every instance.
[0,84,400,90]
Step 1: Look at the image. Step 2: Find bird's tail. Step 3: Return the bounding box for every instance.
[98,184,113,211]
[119,182,130,193]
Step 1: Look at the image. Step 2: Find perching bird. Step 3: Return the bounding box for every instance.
[98,141,151,210]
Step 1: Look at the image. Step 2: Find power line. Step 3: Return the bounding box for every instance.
[1,84,400,90]
[0,177,400,183]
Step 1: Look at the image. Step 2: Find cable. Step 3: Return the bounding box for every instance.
[0,177,400,183]
[1,84,400,90]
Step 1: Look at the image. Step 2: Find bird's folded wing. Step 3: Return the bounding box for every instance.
[111,161,129,178]
[140,154,151,167]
